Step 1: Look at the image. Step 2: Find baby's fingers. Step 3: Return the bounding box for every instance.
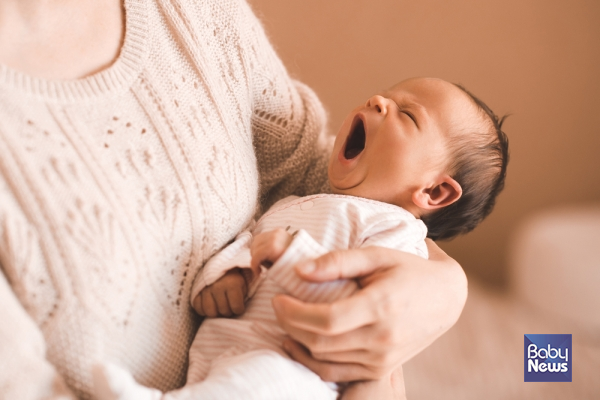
[200,290,218,317]
[226,287,246,315]
[192,293,204,316]
[213,288,233,317]
[250,229,293,270]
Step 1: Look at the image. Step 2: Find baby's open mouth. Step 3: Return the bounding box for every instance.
[344,116,366,160]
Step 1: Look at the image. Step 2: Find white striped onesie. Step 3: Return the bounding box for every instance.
[96,194,428,399]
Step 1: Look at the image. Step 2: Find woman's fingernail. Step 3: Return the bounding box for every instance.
[298,262,315,274]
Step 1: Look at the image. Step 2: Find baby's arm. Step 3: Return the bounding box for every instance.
[193,268,248,317]
[253,227,358,303]
[190,230,259,317]
[250,228,293,270]
[192,223,297,317]
[359,215,429,258]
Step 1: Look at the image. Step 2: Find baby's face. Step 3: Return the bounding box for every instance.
[328,77,477,211]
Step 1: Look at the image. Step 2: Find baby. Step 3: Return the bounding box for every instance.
[94,77,509,399]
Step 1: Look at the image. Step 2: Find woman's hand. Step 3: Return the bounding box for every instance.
[272,240,468,383]
[341,369,406,400]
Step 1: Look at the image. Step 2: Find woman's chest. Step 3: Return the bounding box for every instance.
[0,83,259,324]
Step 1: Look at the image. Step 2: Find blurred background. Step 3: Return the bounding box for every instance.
[248,0,600,398]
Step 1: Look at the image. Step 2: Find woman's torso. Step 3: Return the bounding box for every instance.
[0,0,261,396]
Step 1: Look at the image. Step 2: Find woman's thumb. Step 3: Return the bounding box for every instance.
[294,247,394,282]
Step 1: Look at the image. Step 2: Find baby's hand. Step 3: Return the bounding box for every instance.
[250,228,294,271]
[192,268,248,317]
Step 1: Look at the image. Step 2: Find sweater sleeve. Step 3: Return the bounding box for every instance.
[0,270,76,399]
[0,174,75,399]
[241,1,332,210]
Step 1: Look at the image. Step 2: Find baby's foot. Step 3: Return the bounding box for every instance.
[93,362,162,400]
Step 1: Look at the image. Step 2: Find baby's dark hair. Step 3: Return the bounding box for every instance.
[422,84,509,241]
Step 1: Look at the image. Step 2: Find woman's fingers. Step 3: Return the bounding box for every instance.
[294,246,412,282]
[282,339,384,382]
[273,294,376,335]
[341,369,406,400]
[277,316,400,367]
[309,349,374,365]
[272,274,392,335]
[275,317,367,353]
[312,347,399,375]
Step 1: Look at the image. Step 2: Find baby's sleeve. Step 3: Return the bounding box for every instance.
[359,216,429,259]
[190,230,254,303]
[267,229,358,303]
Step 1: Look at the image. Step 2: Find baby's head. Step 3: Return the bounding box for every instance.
[328,77,509,240]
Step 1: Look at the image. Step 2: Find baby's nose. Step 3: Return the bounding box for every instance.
[365,95,388,115]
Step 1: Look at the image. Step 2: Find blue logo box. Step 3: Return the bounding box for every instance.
[524,334,572,382]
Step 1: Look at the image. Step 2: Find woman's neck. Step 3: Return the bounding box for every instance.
[0,0,125,80]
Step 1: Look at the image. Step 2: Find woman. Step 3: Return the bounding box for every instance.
[0,0,467,398]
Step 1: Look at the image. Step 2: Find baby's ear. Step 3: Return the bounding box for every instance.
[413,175,462,211]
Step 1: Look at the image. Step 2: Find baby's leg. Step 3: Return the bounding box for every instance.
[94,350,337,400]
[171,349,337,400]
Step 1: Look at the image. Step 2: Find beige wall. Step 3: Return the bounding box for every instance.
[249,0,600,288]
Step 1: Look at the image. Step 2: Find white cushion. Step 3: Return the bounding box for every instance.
[508,205,600,335]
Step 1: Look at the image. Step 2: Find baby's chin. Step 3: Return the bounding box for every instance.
[327,182,362,198]
[328,185,344,195]
[326,177,351,196]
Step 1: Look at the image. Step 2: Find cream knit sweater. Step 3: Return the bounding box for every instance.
[0,0,330,398]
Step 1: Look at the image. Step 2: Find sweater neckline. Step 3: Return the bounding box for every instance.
[0,0,148,103]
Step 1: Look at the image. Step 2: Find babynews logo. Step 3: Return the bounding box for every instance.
[524,334,572,382]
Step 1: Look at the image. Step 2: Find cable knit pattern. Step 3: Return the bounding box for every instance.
[0,0,330,398]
